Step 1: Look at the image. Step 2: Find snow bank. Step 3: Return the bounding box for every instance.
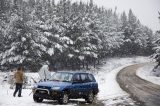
[136,63,160,85]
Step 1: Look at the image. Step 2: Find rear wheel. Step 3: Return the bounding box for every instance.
[85,91,94,103]
[58,92,69,104]
[33,94,43,103]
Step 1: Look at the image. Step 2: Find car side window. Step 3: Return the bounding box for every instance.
[88,74,96,82]
[80,74,89,83]
[72,74,81,83]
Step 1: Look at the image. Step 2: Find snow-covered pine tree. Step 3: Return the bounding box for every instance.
[120,11,131,55]
[98,9,124,57]
[126,9,139,54]
[82,1,102,68]
[153,13,160,65]
[0,0,9,53]
[0,1,47,71]
[30,0,68,70]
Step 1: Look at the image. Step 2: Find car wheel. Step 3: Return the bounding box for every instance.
[59,92,69,104]
[33,94,43,103]
[86,91,94,103]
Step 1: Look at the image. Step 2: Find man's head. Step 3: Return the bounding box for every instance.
[17,67,23,71]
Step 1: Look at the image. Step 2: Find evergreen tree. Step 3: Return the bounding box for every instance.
[0,0,155,71]
[153,12,160,65]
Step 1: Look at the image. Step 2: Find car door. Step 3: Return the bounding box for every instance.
[70,73,83,98]
[80,73,91,96]
[88,74,99,94]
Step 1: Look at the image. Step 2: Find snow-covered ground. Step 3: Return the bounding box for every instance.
[0,57,150,106]
[137,63,160,85]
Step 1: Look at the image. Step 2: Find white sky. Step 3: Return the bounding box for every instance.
[56,0,160,32]
[92,0,160,32]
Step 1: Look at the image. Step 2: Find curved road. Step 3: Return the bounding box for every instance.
[117,63,160,106]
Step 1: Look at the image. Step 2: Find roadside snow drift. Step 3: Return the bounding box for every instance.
[137,63,160,85]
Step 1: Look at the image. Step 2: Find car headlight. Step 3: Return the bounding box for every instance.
[51,87,60,90]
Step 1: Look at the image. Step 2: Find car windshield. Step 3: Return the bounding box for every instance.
[50,72,73,82]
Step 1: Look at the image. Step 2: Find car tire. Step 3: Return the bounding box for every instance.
[33,94,43,103]
[85,91,94,103]
[58,92,69,104]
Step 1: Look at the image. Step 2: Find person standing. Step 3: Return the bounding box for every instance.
[13,67,24,97]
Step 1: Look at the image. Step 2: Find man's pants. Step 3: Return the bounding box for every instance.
[13,83,23,97]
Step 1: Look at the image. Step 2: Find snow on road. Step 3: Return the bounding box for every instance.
[0,57,150,106]
[137,63,160,85]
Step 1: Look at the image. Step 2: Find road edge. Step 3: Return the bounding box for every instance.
[116,64,145,106]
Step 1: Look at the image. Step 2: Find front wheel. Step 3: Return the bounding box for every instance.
[85,91,94,103]
[33,94,43,103]
[58,92,69,104]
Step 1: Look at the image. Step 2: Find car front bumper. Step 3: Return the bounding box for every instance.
[33,88,63,100]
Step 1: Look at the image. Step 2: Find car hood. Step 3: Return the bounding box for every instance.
[37,81,72,88]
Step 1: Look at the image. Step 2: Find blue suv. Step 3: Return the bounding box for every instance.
[32,71,99,104]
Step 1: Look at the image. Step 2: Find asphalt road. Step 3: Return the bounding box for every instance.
[117,63,160,106]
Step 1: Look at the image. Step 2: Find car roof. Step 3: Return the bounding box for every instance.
[56,71,91,74]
